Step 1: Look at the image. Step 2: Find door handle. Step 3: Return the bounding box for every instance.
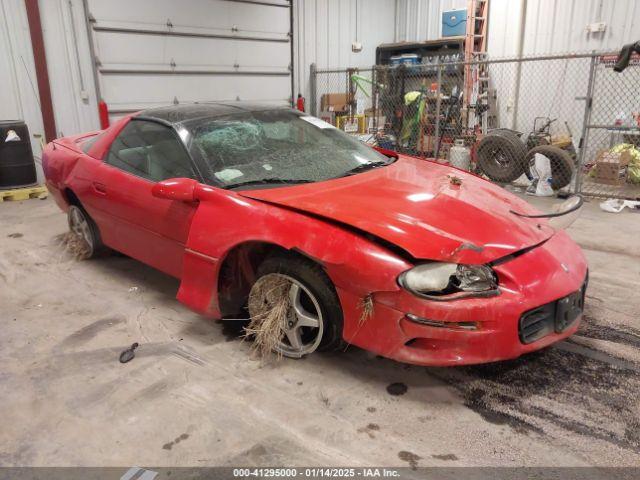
[92,182,107,194]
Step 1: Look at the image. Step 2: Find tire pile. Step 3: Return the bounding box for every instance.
[476,130,574,189]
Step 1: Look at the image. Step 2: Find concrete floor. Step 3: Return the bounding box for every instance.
[1,195,639,468]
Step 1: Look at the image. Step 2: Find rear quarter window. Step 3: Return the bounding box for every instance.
[80,133,103,154]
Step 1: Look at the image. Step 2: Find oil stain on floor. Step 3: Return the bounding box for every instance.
[432,316,640,455]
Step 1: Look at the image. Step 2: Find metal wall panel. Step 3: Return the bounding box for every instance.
[93,31,291,73]
[40,0,100,137]
[89,0,290,37]
[7,0,639,143]
[0,0,46,181]
[396,0,640,56]
[395,0,466,42]
[102,74,291,115]
[521,0,639,55]
[85,0,293,120]
[293,0,397,103]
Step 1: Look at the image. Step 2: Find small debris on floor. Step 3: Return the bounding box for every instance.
[57,231,91,260]
[386,382,408,396]
[119,342,139,363]
[398,450,421,470]
[162,433,189,451]
[600,198,640,213]
[7,232,23,238]
[318,390,331,407]
[432,453,459,461]
[357,423,380,439]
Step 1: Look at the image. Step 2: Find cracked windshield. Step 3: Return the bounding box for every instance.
[186,110,392,189]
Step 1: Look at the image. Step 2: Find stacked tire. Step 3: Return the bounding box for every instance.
[476,130,528,183]
[524,145,573,190]
[476,130,574,189]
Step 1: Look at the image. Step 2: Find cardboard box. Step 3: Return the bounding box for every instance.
[336,114,366,134]
[320,93,350,112]
[593,150,631,185]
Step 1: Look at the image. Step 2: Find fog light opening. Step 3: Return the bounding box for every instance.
[406,314,478,331]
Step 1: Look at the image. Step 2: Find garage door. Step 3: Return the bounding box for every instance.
[84,0,292,121]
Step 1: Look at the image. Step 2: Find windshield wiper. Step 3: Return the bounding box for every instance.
[342,161,390,176]
[225,178,313,189]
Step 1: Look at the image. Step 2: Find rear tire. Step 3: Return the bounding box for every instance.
[249,254,345,357]
[67,205,106,259]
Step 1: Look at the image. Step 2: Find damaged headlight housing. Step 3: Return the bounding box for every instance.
[398,263,499,300]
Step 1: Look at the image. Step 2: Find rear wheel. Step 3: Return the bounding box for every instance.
[247,255,344,358]
[67,205,105,259]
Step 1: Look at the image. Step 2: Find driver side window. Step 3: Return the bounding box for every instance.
[107,120,196,182]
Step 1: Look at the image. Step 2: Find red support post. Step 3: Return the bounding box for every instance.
[24,0,57,142]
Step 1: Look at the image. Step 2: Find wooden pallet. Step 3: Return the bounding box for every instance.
[0,185,48,202]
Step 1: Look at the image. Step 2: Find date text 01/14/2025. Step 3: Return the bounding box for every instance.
[232,468,401,478]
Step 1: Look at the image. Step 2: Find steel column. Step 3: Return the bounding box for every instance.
[574,54,599,194]
[24,0,57,142]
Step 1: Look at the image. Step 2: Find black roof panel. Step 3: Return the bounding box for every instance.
[137,102,290,124]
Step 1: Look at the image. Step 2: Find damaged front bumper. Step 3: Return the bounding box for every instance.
[337,230,588,367]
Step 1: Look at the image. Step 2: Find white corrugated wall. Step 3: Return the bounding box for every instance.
[2,0,639,144]
[40,0,100,136]
[395,0,640,56]
[394,0,466,42]
[0,0,46,181]
[391,0,640,133]
[293,0,397,102]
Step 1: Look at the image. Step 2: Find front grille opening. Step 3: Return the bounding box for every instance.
[519,279,587,345]
[519,306,555,344]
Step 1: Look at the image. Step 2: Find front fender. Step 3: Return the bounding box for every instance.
[176,187,411,318]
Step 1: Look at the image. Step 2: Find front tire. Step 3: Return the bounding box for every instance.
[248,254,345,358]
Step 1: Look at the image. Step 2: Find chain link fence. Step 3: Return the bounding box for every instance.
[310,51,640,200]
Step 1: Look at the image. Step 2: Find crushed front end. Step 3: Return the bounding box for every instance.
[336,230,588,366]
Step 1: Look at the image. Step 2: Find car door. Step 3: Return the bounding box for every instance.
[88,118,201,278]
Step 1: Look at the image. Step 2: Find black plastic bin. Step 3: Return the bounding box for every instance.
[0,120,38,189]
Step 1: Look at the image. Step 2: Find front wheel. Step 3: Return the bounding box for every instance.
[247,255,344,358]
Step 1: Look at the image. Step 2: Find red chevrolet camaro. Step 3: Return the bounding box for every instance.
[43,104,588,366]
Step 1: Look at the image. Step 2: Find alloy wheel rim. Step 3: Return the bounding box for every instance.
[69,208,94,251]
[249,273,324,358]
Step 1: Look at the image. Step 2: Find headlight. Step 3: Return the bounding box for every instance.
[455,264,497,292]
[398,263,498,299]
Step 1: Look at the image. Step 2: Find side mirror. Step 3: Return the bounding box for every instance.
[152,177,199,202]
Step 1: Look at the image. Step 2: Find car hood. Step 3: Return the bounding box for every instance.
[240,156,555,264]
